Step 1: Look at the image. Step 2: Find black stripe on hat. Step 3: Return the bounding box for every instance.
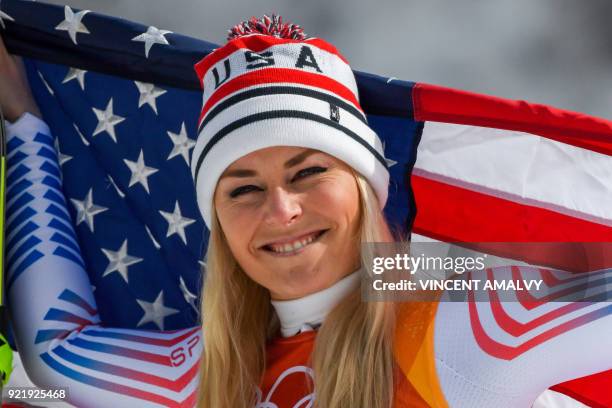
[197,86,368,135]
[194,110,387,184]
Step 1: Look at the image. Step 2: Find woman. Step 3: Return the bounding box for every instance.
[190,15,409,408]
[2,16,611,408]
[199,145,401,407]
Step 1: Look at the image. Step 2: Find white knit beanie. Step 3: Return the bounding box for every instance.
[190,15,390,229]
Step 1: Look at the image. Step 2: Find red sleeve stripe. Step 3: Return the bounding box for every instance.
[467,287,612,360]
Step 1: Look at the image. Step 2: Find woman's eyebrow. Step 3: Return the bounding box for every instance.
[220,150,318,179]
[219,169,257,179]
[284,150,318,169]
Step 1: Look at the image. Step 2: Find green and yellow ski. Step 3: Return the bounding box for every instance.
[0,107,12,387]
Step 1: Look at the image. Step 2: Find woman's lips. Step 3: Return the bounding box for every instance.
[261,229,328,256]
[260,229,327,248]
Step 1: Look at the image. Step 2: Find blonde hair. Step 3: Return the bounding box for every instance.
[197,171,401,408]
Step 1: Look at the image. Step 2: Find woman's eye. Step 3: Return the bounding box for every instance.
[229,185,260,198]
[228,167,326,197]
[293,166,327,181]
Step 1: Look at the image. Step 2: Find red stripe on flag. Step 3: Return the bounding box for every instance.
[194,36,349,88]
[411,83,612,408]
[551,370,612,408]
[412,83,612,156]
[197,68,361,127]
[412,174,612,243]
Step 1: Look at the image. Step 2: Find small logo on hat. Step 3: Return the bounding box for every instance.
[330,104,340,123]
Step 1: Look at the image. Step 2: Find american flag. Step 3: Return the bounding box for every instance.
[1,0,610,407]
[3,0,419,331]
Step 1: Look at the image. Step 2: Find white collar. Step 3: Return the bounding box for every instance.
[270,269,362,337]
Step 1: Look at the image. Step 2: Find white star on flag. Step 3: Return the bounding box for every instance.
[166,122,196,165]
[382,141,397,168]
[136,291,179,330]
[0,0,15,30]
[123,150,159,194]
[134,81,167,114]
[62,67,87,90]
[131,26,172,58]
[92,98,125,143]
[101,239,143,284]
[70,188,108,233]
[179,276,198,313]
[159,201,196,244]
[54,5,90,45]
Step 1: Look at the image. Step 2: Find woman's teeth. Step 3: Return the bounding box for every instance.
[268,231,323,253]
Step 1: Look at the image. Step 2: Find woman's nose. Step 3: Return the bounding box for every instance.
[263,186,302,226]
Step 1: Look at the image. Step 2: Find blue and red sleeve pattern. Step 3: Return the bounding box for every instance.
[6,113,202,408]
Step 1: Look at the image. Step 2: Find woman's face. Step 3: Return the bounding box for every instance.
[214,146,361,300]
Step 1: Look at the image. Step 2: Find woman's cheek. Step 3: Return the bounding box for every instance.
[218,205,255,241]
[223,197,259,217]
[228,209,256,235]
[310,175,345,197]
[316,177,358,209]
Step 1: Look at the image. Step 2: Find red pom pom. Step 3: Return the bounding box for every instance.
[227,14,307,41]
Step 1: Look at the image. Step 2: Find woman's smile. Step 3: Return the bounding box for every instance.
[261,229,328,256]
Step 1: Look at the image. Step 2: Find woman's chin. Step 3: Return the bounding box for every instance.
[269,267,332,300]
[271,281,326,300]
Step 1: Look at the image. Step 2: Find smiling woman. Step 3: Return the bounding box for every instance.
[189,14,405,408]
[201,150,398,408]
[2,8,611,408]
